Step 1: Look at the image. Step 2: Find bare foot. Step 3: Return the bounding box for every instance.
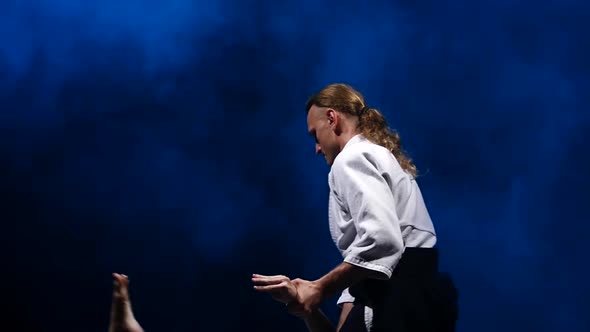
[108,273,144,332]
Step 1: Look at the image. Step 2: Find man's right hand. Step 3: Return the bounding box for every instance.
[252,274,298,304]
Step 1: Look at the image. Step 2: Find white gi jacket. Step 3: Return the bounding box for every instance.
[328,134,437,330]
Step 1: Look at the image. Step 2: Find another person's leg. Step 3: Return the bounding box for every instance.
[108,273,144,332]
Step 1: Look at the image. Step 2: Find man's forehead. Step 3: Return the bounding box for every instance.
[309,104,322,113]
[307,105,324,120]
[306,106,317,128]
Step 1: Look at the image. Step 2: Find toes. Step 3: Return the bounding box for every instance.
[112,273,130,286]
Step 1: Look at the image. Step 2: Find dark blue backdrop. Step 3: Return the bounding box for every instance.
[1,1,589,331]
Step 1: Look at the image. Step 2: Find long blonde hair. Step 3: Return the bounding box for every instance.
[305,83,418,178]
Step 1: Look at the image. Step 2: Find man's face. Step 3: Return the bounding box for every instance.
[307,105,339,166]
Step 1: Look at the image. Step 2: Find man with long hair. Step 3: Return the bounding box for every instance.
[253,84,458,331]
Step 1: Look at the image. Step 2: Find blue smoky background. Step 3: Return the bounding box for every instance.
[1,0,588,331]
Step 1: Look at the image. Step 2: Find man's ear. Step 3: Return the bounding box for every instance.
[326,108,337,127]
[326,109,342,135]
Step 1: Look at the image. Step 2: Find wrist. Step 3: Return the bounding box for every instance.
[311,279,327,301]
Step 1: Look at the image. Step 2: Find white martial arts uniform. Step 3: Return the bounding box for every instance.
[328,134,437,330]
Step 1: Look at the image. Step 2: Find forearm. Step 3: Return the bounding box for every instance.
[315,262,383,300]
[303,309,335,332]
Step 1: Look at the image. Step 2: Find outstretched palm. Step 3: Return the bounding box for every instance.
[252,274,298,304]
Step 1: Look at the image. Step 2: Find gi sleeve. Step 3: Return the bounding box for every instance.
[336,288,355,307]
[331,150,404,279]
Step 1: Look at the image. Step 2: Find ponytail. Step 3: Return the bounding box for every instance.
[359,107,418,178]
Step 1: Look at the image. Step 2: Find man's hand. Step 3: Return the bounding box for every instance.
[252,274,325,319]
[252,274,298,304]
[287,278,324,318]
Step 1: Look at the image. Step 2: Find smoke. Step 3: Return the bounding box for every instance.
[1,0,589,331]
